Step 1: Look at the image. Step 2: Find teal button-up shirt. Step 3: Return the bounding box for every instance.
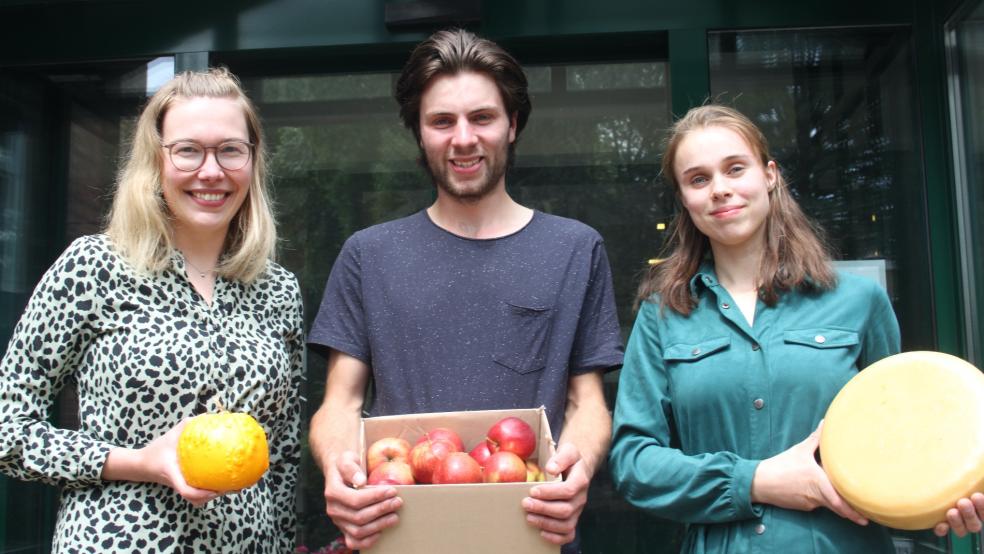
[610,268,901,553]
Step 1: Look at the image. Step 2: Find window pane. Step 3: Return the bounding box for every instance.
[512,62,673,326]
[241,57,677,551]
[948,0,984,369]
[710,26,941,553]
[258,73,394,103]
[709,27,935,353]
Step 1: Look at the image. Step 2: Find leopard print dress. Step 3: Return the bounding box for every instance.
[0,234,304,553]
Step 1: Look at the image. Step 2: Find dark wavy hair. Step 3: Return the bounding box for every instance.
[395,28,531,154]
[637,105,836,314]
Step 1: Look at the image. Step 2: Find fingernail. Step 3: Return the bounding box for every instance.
[522,499,533,510]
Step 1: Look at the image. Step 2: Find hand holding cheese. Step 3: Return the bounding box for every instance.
[820,351,984,531]
[934,492,984,537]
[751,422,868,526]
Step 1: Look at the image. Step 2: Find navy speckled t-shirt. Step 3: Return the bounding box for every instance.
[308,209,623,436]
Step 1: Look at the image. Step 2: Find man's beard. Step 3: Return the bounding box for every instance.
[423,145,511,203]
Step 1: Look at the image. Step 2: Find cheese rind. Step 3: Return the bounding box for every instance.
[819,351,984,530]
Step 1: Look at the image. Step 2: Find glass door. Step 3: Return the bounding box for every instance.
[945,2,984,551]
[708,25,943,553]
[947,0,984,370]
[708,26,935,354]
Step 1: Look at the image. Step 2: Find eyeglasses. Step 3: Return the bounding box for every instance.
[161,140,254,172]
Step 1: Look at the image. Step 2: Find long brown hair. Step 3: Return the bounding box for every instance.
[637,105,835,314]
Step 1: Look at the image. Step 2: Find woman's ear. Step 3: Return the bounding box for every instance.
[765,160,778,192]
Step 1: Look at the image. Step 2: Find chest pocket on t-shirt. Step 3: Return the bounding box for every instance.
[493,301,553,374]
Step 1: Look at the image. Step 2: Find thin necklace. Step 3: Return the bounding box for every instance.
[184,257,215,279]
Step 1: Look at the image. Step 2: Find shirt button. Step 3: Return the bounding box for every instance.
[815,335,826,344]
[692,347,701,356]
[755,523,766,535]
[751,343,760,351]
[721,302,730,309]
[753,398,765,410]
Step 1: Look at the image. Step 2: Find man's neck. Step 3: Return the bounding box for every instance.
[427,187,533,239]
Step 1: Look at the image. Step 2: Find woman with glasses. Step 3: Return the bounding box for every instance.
[0,68,303,551]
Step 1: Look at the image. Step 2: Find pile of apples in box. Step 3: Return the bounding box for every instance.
[367,416,546,485]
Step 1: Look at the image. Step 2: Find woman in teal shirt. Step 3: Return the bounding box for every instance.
[609,105,983,553]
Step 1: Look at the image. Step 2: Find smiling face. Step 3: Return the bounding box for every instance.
[160,96,252,244]
[674,125,778,253]
[418,71,517,202]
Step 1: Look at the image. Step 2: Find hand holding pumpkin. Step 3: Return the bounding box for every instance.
[177,411,270,492]
[103,418,216,506]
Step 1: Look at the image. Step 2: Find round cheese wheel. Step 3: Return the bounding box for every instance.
[819,351,984,530]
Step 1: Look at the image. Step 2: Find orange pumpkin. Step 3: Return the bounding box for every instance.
[177,412,269,492]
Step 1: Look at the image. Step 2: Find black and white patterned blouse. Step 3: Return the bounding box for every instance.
[0,234,304,553]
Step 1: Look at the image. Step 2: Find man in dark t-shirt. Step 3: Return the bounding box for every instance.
[308,29,624,552]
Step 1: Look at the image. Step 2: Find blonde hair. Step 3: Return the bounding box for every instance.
[638,104,835,314]
[105,67,275,284]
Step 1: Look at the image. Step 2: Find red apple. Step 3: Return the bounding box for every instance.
[409,438,458,484]
[486,416,536,460]
[525,460,545,482]
[366,437,412,474]
[483,451,527,483]
[367,460,415,485]
[432,452,483,484]
[415,427,465,452]
[468,441,492,468]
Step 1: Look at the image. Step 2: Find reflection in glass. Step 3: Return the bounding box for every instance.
[947,0,984,369]
[709,27,934,354]
[257,73,395,103]
[240,58,676,552]
[710,27,940,553]
[146,56,175,95]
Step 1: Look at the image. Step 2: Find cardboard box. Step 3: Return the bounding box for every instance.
[361,407,560,554]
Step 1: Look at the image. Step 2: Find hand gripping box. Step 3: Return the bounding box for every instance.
[361,406,560,554]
